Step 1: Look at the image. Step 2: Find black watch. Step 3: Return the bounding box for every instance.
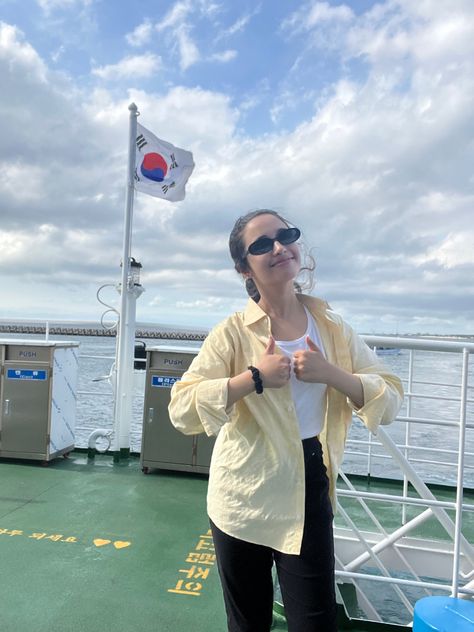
[248,365,263,395]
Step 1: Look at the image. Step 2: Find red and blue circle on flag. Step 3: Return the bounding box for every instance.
[140,152,168,182]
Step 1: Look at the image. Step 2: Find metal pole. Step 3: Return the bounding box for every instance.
[402,349,414,524]
[118,281,144,453]
[113,102,139,461]
[451,348,470,597]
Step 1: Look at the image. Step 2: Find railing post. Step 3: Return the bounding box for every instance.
[402,349,415,525]
[451,348,470,598]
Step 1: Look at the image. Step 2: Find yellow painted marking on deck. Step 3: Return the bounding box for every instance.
[0,527,131,551]
[113,540,131,549]
[167,528,216,597]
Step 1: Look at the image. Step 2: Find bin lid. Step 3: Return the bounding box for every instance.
[146,344,201,354]
[0,339,79,347]
[413,596,474,632]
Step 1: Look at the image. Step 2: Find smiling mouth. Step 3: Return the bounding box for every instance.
[271,257,294,267]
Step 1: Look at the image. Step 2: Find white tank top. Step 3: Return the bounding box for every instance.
[276,306,327,439]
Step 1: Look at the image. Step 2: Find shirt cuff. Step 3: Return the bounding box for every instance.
[347,373,389,434]
[195,377,233,436]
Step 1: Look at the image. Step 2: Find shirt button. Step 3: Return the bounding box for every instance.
[287,405,293,412]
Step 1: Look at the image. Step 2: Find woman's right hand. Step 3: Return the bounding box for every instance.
[256,336,291,388]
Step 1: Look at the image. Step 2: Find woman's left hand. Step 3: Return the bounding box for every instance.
[293,336,331,384]
[294,336,365,407]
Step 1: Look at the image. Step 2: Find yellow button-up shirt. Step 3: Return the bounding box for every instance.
[169,295,404,554]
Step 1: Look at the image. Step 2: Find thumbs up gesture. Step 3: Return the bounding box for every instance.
[256,336,291,388]
[293,336,330,383]
[264,335,276,355]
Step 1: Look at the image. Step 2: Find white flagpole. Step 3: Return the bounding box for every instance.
[113,102,139,461]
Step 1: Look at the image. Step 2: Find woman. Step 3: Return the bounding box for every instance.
[169,209,403,632]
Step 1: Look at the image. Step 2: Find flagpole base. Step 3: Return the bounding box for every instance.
[112,448,130,463]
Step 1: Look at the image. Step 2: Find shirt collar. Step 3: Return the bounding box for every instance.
[242,298,267,326]
[242,294,331,327]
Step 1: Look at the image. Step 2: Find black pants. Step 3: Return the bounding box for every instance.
[210,437,337,632]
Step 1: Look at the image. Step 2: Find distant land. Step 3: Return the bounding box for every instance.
[0,318,472,343]
[0,318,208,341]
[363,332,474,342]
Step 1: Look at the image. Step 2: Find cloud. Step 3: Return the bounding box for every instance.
[34,0,98,43]
[155,1,193,33]
[51,44,66,62]
[176,25,200,70]
[126,19,154,48]
[176,296,227,310]
[345,1,474,67]
[0,161,46,202]
[92,53,162,80]
[0,22,47,82]
[36,0,93,14]
[152,1,202,71]
[209,49,237,63]
[282,1,354,33]
[215,5,262,40]
[197,0,222,20]
[417,232,474,269]
[1,1,474,334]
[132,1,238,73]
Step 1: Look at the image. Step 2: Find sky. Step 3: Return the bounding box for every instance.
[0,0,473,335]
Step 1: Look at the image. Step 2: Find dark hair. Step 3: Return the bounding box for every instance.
[229,209,315,302]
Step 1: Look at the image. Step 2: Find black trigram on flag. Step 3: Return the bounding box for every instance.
[162,182,176,195]
[169,153,178,170]
[136,134,147,151]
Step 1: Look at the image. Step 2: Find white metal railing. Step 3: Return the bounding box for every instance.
[75,351,144,429]
[335,335,473,626]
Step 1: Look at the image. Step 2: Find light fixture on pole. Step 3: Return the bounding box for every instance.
[129,258,142,287]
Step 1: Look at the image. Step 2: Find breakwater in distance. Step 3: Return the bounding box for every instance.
[0,320,472,343]
[0,321,208,341]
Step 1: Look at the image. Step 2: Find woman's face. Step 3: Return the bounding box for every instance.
[242,213,301,291]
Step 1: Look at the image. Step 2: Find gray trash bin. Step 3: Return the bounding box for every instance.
[140,345,215,474]
[0,340,79,462]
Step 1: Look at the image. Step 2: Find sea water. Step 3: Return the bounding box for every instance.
[2,332,473,487]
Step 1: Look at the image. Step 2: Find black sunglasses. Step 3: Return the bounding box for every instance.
[246,227,301,256]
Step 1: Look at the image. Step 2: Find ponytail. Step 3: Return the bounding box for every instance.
[245,277,261,302]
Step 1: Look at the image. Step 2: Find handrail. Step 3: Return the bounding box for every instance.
[362,334,474,353]
[334,334,473,625]
[336,570,474,596]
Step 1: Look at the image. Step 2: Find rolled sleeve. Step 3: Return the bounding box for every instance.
[168,319,236,437]
[345,322,404,434]
[195,378,233,436]
[348,372,404,434]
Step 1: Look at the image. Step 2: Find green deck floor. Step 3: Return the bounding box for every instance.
[0,453,230,632]
[0,453,410,632]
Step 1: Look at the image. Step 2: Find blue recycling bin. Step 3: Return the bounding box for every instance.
[413,596,474,631]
